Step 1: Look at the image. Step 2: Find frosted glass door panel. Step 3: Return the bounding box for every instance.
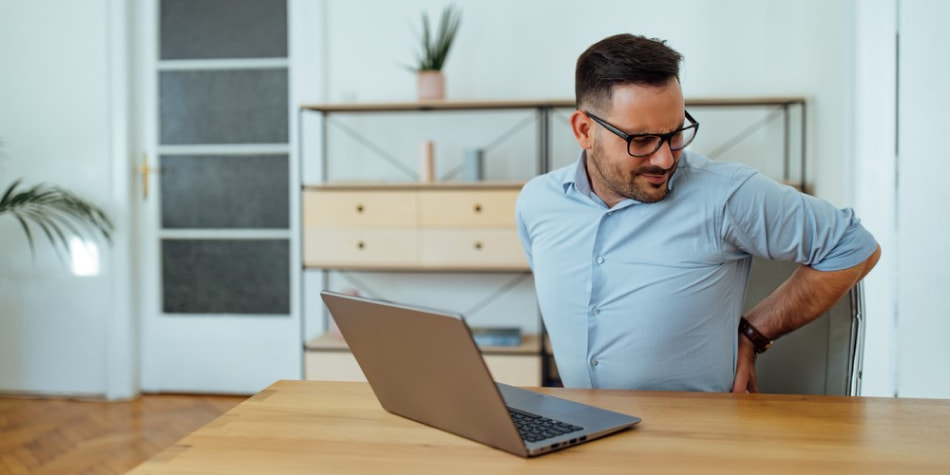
[160,154,289,229]
[160,69,288,144]
[162,239,290,314]
[161,0,287,59]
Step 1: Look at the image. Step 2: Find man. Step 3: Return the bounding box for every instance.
[516,34,880,393]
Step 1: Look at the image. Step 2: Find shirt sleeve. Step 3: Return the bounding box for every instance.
[721,171,878,271]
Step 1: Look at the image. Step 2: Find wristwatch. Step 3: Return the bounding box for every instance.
[739,317,773,354]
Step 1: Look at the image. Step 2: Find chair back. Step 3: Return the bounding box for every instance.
[745,257,865,396]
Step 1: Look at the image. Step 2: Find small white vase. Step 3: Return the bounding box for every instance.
[417,70,445,100]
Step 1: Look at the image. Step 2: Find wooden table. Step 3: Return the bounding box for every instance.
[129,380,950,474]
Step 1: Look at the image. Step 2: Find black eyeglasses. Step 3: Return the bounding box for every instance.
[584,110,700,157]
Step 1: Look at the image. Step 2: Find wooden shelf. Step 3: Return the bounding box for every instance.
[306,332,542,355]
[302,181,525,192]
[304,264,530,272]
[301,99,573,112]
[300,97,806,113]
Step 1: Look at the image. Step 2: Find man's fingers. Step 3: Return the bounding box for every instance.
[747,374,759,393]
[732,373,758,393]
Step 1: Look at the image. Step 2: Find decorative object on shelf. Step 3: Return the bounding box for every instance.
[1,178,113,263]
[420,140,435,182]
[417,71,445,101]
[462,148,484,181]
[406,4,461,101]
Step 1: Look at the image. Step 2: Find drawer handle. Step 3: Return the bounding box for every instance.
[355,204,365,213]
[357,240,365,250]
[474,241,483,250]
[473,204,483,213]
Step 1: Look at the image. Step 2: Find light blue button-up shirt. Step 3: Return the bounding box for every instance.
[516,151,878,391]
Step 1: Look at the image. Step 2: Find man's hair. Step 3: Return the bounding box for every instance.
[575,34,683,113]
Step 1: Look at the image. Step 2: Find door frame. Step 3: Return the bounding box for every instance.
[105,0,138,400]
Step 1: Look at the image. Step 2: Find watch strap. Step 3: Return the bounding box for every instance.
[739,317,773,354]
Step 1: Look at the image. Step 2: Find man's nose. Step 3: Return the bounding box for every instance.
[649,141,675,169]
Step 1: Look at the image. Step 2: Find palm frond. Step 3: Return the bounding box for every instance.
[0,179,114,262]
[410,4,462,72]
[13,214,36,251]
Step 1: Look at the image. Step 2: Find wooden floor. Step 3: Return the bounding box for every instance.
[0,393,245,474]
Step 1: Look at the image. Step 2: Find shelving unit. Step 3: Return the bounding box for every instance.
[298,97,807,387]
[299,100,553,385]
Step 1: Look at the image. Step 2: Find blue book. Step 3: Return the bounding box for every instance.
[470,327,522,347]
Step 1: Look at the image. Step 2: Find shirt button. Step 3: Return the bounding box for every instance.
[592,307,600,316]
[591,359,599,367]
[607,211,614,216]
[596,257,604,264]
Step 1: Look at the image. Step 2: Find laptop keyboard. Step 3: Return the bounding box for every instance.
[508,408,584,443]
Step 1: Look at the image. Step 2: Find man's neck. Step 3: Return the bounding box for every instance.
[583,153,624,208]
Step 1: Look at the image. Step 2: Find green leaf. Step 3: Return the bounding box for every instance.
[409,4,461,72]
[0,179,114,266]
[13,214,37,258]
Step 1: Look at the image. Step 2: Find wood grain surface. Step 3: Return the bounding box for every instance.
[0,393,244,474]
[129,380,950,474]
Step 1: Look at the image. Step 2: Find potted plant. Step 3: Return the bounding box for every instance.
[1,179,113,263]
[407,4,462,100]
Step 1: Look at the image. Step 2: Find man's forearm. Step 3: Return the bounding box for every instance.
[744,245,882,340]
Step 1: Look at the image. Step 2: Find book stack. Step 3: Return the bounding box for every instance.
[470,326,522,347]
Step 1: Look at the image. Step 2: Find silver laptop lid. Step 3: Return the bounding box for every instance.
[320,291,528,456]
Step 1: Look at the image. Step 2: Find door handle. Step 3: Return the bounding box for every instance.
[138,153,160,200]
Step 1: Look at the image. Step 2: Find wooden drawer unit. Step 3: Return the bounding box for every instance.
[305,229,417,268]
[303,183,528,271]
[303,188,418,268]
[483,354,542,386]
[304,350,364,382]
[419,229,527,269]
[304,190,416,227]
[418,190,519,227]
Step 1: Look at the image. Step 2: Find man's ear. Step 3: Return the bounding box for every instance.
[570,110,594,151]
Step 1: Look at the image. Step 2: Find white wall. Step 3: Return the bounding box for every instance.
[895,0,950,398]
[851,0,898,397]
[850,0,950,399]
[0,0,133,397]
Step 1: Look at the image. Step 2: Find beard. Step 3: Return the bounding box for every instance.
[587,144,677,204]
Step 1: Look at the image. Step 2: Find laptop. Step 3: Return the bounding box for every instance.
[320,291,641,457]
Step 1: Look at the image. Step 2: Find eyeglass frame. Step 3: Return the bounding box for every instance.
[584,110,700,158]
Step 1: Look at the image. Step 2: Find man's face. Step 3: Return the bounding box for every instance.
[585,79,686,206]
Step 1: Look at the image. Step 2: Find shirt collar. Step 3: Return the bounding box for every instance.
[561,150,685,204]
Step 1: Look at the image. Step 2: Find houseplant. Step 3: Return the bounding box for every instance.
[407,4,462,100]
[1,179,113,263]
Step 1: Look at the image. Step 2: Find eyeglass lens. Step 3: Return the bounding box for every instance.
[628,126,697,157]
